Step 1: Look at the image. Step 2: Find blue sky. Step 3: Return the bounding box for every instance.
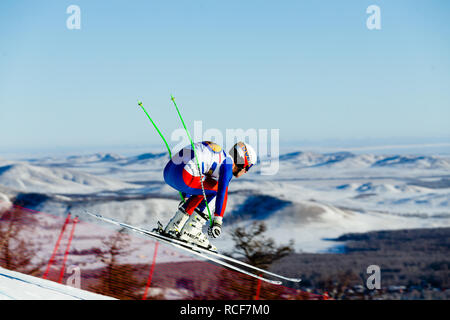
[0,0,449,156]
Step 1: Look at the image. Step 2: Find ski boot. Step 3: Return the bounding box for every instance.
[160,204,190,238]
[179,208,217,252]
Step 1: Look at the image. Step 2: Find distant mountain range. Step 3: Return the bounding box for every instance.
[279,151,450,170]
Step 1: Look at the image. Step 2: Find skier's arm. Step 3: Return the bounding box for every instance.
[208,158,232,239]
[214,157,233,217]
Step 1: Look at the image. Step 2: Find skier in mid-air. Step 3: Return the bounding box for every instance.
[81,136,299,284]
[162,141,257,251]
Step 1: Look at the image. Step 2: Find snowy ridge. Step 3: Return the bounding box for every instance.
[22,150,450,170]
[0,267,114,300]
[0,149,449,254]
[0,162,140,194]
[278,151,450,170]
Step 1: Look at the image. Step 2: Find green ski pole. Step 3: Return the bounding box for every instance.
[137,100,185,203]
[170,95,213,226]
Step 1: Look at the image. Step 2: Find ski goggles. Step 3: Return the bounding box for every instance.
[237,163,253,172]
[240,144,253,171]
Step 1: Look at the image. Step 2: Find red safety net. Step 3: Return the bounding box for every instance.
[0,202,322,300]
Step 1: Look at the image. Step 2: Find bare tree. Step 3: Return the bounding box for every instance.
[90,228,145,299]
[0,207,46,276]
[228,221,294,269]
[208,221,295,300]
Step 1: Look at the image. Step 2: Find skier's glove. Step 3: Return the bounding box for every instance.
[208,216,223,238]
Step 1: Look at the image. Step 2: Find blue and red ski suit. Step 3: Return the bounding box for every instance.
[163,141,234,217]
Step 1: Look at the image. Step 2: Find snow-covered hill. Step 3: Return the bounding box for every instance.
[1,150,449,254]
[0,267,114,300]
[278,151,450,170]
[0,162,140,194]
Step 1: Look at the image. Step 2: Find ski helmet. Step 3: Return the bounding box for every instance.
[229,142,257,171]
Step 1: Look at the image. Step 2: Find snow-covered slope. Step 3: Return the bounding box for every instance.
[0,191,11,212]
[277,151,450,170]
[1,150,449,253]
[0,162,140,194]
[0,267,114,300]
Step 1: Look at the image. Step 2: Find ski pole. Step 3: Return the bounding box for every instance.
[137,100,185,203]
[169,95,213,226]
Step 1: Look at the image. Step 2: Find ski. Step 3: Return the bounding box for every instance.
[151,221,301,284]
[78,209,301,285]
[78,209,282,285]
